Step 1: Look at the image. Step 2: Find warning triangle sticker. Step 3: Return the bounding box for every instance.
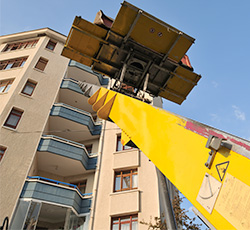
[216,161,229,181]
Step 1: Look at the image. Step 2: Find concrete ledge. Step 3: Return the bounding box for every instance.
[113,149,139,170]
[110,190,139,216]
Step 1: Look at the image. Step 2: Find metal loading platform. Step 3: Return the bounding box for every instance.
[62,1,201,104]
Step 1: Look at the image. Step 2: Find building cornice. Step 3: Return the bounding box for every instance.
[0,28,66,44]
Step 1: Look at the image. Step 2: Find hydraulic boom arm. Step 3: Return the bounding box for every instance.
[61,2,250,228]
[88,87,250,230]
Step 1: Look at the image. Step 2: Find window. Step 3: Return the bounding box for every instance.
[2,40,38,52]
[85,144,92,154]
[0,146,6,162]
[21,80,37,96]
[46,40,57,51]
[112,215,138,230]
[0,57,27,70]
[117,135,133,151]
[114,169,138,192]
[0,79,13,93]
[4,108,23,129]
[34,57,48,71]
[72,180,87,194]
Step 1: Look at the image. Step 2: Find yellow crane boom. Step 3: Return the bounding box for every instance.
[88,87,250,230]
[61,1,250,228]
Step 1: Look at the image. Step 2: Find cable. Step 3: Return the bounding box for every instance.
[0,217,9,230]
[13,127,121,134]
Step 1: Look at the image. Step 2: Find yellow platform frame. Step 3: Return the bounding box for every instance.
[62,1,201,105]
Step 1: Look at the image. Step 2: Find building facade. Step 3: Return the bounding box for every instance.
[0,28,173,230]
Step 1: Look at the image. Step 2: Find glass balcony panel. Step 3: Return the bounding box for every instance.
[21,179,92,214]
[9,200,30,230]
[23,201,41,230]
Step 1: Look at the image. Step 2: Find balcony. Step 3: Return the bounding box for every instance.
[37,135,97,176]
[67,60,109,85]
[60,78,94,113]
[49,103,101,142]
[21,177,92,214]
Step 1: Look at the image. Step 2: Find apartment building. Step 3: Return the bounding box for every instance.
[0,28,174,230]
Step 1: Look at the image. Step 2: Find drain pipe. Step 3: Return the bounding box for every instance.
[77,79,107,229]
[89,119,106,230]
[156,168,177,230]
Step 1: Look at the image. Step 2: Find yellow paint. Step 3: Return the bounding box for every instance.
[111,1,193,62]
[215,173,250,230]
[61,2,201,105]
[61,16,108,67]
[121,131,131,146]
[89,88,250,229]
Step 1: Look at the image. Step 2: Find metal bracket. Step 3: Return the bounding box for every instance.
[205,150,216,169]
[118,63,127,90]
[205,135,226,169]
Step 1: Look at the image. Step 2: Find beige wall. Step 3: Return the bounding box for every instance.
[0,29,69,223]
[92,121,160,230]
[28,154,38,176]
[0,37,43,115]
[0,28,163,228]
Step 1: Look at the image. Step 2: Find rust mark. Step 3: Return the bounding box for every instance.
[185,121,226,139]
[229,138,250,151]
[185,121,250,152]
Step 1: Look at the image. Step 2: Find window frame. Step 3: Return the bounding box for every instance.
[116,135,133,152]
[0,146,7,162]
[111,214,138,230]
[2,40,38,52]
[0,79,14,93]
[72,180,87,194]
[0,57,28,70]
[3,108,23,129]
[21,80,37,96]
[45,40,57,51]
[114,169,138,192]
[34,57,48,71]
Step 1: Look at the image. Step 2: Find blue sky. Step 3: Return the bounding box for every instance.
[1,0,249,228]
[1,0,249,141]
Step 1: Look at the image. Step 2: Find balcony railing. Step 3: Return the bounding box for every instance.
[22,177,92,214]
[50,103,102,135]
[27,176,92,197]
[68,60,109,85]
[38,135,97,170]
[41,134,97,156]
[60,78,84,94]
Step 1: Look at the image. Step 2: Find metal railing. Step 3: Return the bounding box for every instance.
[40,135,98,157]
[27,176,92,197]
[52,103,101,125]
